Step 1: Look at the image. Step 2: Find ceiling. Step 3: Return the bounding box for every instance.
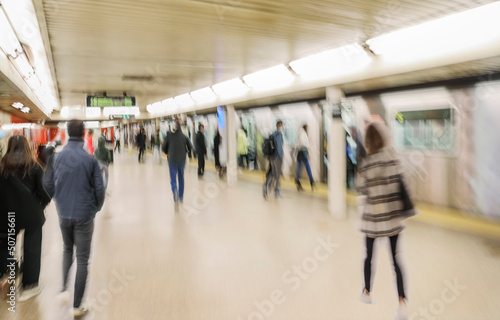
[32,0,499,118]
[0,74,49,121]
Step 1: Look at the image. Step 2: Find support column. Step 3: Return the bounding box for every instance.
[225,105,238,185]
[326,86,347,219]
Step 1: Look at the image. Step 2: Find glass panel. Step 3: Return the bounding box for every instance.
[394,108,454,151]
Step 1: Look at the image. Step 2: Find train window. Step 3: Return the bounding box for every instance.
[393,108,454,151]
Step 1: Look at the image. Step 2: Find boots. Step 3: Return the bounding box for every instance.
[296,179,304,191]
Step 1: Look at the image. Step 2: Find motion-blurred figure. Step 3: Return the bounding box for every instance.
[295,124,315,191]
[263,120,284,199]
[357,121,413,320]
[136,127,146,163]
[162,119,193,205]
[114,128,121,153]
[237,127,249,170]
[195,124,207,177]
[44,120,105,318]
[94,136,111,191]
[152,129,162,165]
[85,129,94,156]
[214,130,223,177]
[0,135,51,301]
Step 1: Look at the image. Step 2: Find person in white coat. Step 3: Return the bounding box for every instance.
[295,125,315,191]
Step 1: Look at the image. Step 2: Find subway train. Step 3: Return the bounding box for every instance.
[159,80,499,219]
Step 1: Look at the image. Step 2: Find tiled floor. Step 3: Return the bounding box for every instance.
[1,152,499,320]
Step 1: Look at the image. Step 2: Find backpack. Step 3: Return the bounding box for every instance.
[262,135,275,156]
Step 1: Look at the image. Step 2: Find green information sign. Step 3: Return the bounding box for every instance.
[86,96,136,107]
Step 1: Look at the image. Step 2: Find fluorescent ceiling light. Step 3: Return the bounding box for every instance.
[191,87,217,103]
[13,53,34,79]
[20,107,30,113]
[103,107,140,117]
[366,2,500,58]
[12,102,23,109]
[0,9,22,58]
[212,78,248,98]
[85,108,101,118]
[243,64,294,89]
[84,121,100,129]
[147,101,164,114]
[1,123,35,130]
[162,98,177,112]
[174,93,194,109]
[290,44,370,79]
[60,106,70,118]
[26,74,41,90]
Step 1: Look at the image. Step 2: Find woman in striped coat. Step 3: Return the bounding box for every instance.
[357,121,412,320]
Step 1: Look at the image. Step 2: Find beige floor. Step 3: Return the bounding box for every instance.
[1,152,499,320]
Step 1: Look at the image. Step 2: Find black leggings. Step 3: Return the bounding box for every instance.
[364,235,405,299]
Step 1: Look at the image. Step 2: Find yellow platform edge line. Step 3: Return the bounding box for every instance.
[189,159,500,240]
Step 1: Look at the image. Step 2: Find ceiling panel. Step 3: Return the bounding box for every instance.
[40,0,497,114]
[0,75,49,122]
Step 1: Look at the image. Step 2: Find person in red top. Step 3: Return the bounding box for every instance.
[85,129,95,155]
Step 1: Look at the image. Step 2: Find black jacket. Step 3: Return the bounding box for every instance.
[44,137,105,220]
[0,164,51,233]
[136,132,146,149]
[162,130,193,164]
[195,131,206,156]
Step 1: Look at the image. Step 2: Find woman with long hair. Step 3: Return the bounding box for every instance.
[357,122,414,320]
[0,135,51,301]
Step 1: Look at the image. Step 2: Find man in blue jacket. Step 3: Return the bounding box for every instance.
[44,119,104,318]
[263,120,284,199]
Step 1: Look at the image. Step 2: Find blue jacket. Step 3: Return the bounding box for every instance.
[44,137,105,220]
[272,130,284,159]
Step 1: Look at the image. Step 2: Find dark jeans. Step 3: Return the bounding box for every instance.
[264,156,282,194]
[59,218,94,308]
[296,153,314,186]
[197,155,205,176]
[138,147,145,162]
[364,235,405,299]
[0,226,42,287]
[169,161,185,200]
[114,140,120,153]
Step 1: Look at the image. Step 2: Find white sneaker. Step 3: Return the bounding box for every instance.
[395,305,408,320]
[57,290,70,304]
[359,289,374,304]
[19,285,42,302]
[74,305,89,318]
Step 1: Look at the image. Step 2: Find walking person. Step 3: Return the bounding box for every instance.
[85,129,94,156]
[213,130,222,177]
[162,119,193,205]
[263,120,284,199]
[237,127,249,170]
[152,129,163,164]
[0,135,51,301]
[195,124,207,177]
[295,124,315,191]
[136,127,146,163]
[94,136,111,191]
[114,128,121,153]
[44,120,105,318]
[357,121,415,320]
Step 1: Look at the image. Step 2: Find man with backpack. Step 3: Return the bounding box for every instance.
[262,120,284,199]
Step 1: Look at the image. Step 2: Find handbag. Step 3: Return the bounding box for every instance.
[400,175,417,218]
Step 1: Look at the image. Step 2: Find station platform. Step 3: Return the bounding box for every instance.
[1,152,499,320]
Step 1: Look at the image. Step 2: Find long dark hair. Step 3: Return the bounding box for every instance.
[0,135,38,178]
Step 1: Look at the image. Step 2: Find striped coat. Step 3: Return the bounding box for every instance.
[357,147,410,238]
